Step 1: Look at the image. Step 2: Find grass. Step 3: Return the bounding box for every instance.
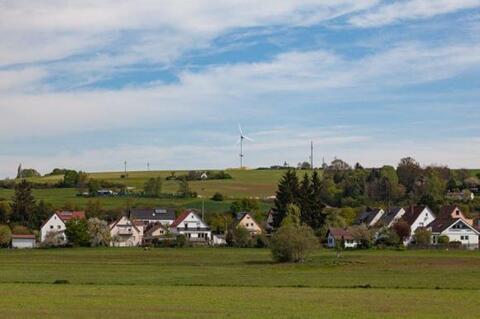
[0,248,480,318]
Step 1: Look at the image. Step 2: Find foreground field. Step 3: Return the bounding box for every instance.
[1,248,480,318]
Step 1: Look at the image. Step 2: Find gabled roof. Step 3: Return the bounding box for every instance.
[355,208,383,226]
[109,216,140,232]
[427,218,480,234]
[328,227,354,240]
[144,223,167,237]
[11,234,35,239]
[170,211,192,228]
[235,212,261,228]
[129,208,176,221]
[437,205,462,218]
[57,211,86,222]
[402,206,433,226]
[379,207,404,226]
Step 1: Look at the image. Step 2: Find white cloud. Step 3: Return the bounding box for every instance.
[349,0,480,27]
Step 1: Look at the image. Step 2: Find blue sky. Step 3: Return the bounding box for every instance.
[0,0,480,177]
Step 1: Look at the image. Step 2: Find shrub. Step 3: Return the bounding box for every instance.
[393,220,411,242]
[437,235,450,244]
[176,234,189,248]
[65,218,90,247]
[87,218,111,247]
[0,225,12,248]
[41,231,65,248]
[414,228,432,245]
[375,226,400,247]
[226,226,252,248]
[270,223,318,263]
[350,224,374,248]
[211,192,224,201]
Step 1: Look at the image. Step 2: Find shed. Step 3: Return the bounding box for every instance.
[11,234,36,249]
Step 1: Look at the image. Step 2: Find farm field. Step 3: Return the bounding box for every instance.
[0,248,480,318]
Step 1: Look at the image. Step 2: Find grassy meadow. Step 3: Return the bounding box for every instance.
[1,248,480,318]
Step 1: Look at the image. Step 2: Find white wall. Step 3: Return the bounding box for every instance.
[12,238,35,249]
[40,214,66,242]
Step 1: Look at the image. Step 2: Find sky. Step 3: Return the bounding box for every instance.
[1,0,480,178]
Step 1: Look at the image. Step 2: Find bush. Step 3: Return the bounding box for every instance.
[414,228,432,245]
[41,231,65,248]
[375,226,400,247]
[226,227,252,248]
[270,223,318,263]
[211,192,224,201]
[65,218,90,247]
[437,235,450,244]
[175,234,189,248]
[87,218,111,247]
[0,225,12,248]
[350,224,374,248]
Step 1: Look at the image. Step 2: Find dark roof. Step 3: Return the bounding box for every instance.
[355,208,382,225]
[402,206,431,226]
[437,205,462,219]
[379,207,404,225]
[427,218,462,233]
[328,227,354,240]
[129,208,176,221]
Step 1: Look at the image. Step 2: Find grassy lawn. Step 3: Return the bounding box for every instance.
[0,248,479,318]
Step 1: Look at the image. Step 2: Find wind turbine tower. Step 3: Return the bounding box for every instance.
[238,124,254,169]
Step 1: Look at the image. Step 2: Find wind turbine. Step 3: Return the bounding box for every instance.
[237,124,254,169]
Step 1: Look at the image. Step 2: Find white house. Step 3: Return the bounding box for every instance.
[40,211,86,243]
[402,206,436,245]
[326,227,358,249]
[170,210,211,243]
[427,218,480,249]
[11,234,36,249]
[109,216,143,247]
[234,212,263,236]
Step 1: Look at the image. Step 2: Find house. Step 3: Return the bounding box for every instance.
[212,233,227,246]
[402,206,436,244]
[129,208,176,226]
[234,212,262,236]
[109,216,143,247]
[355,208,384,227]
[11,234,36,249]
[142,223,169,244]
[326,227,358,249]
[378,207,406,228]
[437,205,473,225]
[427,218,479,249]
[40,211,86,243]
[170,210,211,243]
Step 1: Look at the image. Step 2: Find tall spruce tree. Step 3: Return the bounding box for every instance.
[273,169,299,228]
[309,170,326,230]
[299,173,313,226]
[10,179,36,226]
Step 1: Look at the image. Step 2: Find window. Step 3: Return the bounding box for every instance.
[57,225,61,229]
[50,225,54,229]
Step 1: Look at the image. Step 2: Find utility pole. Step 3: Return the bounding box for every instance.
[147,162,150,171]
[310,141,314,169]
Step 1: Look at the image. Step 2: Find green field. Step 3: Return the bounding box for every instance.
[0,248,479,318]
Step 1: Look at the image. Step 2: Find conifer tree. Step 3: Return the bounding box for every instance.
[309,170,326,230]
[10,179,36,226]
[273,169,299,228]
[299,173,313,226]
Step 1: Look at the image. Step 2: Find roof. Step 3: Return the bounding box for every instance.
[144,223,167,237]
[328,227,354,240]
[57,211,86,222]
[379,207,404,226]
[132,220,145,227]
[427,218,479,234]
[109,216,140,232]
[11,234,35,239]
[355,208,382,226]
[402,206,432,226]
[129,208,176,221]
[170,211,192,228]
[437,205,462,218]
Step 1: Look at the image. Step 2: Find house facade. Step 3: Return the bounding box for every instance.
[142,223,169,244]
[40,211,86,243]
[427,218,479,249]
[170,210,211,243]
[402,206,436,244]
[235,212,262,236]
[326,227,358,249]
[110,216,143,247]
[438,205,473,225]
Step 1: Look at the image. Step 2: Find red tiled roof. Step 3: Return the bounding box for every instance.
[170,211,191,228]
[57,211,86,222]
[328,227,354,240]
[11,234,35,239]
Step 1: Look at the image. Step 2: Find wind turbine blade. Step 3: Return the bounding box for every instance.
[243,135,254,142]
[238,123,244,136]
